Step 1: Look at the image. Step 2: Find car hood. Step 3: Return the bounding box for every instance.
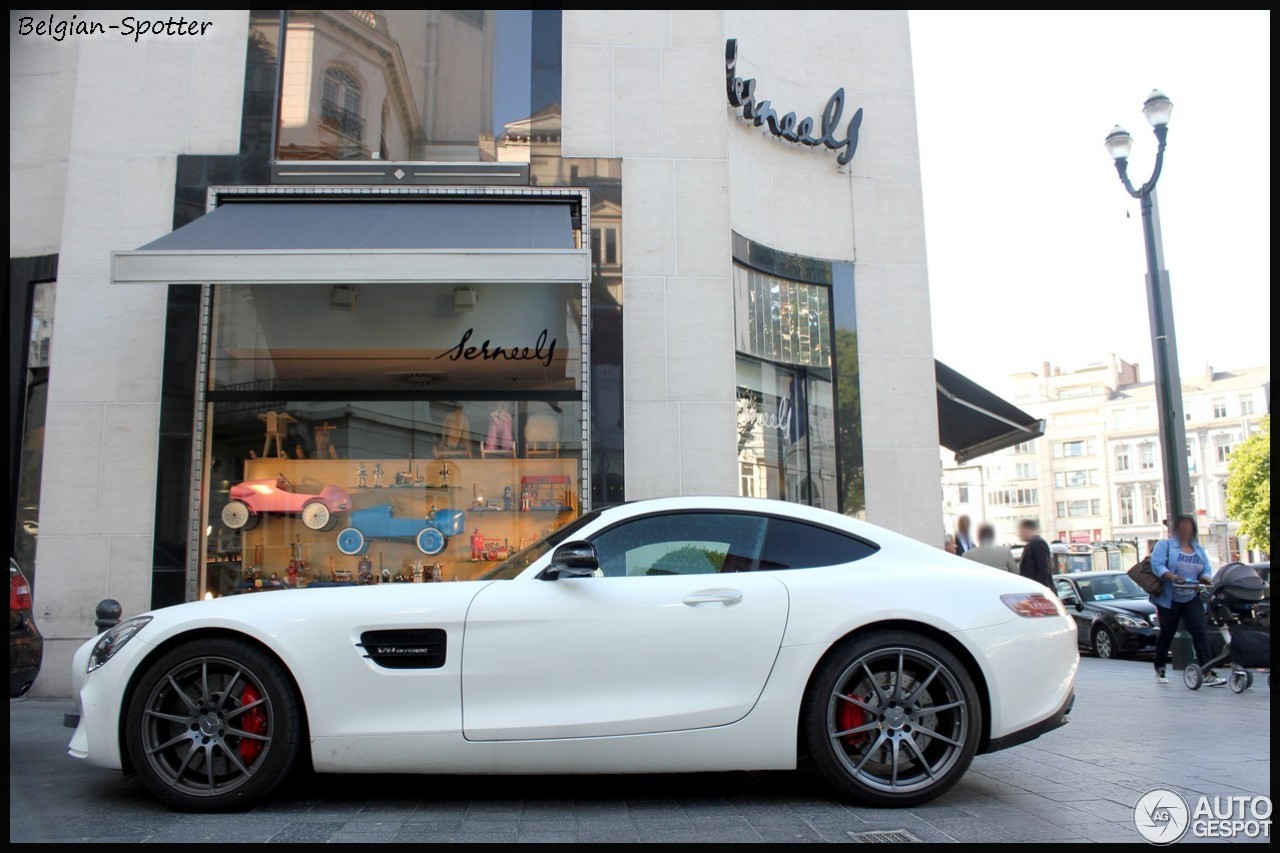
[1090,598,1155,617]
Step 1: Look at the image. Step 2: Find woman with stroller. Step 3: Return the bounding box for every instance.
[1150,514,1223,686]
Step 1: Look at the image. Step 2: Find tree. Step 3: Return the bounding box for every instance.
[1225,415,1269,553]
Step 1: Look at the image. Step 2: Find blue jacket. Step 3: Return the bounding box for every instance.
[1148,536,1213,609]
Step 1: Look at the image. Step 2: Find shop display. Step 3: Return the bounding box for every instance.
[313,422,338,459]
[524,411,560,457]
[220,475,352,531]
[437,407,472,458]
[520,475,575,511]
[355,462,367,489]
[258,411,297,459]
[334,504,467,557]
[481,402,515,456]
[372,463,384,488]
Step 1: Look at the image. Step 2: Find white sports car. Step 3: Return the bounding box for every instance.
[68,497,1078,811]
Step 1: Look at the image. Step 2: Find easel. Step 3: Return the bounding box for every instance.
[258,411,296,459]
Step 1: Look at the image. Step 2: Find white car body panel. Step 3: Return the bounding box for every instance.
[68,496,1078,778]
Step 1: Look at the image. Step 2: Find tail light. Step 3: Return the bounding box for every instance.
[1001,592,1065,618]
[11,569,33,611]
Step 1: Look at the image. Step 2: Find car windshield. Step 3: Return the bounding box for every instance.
[480,510,605,580]
[1075,574,1146,602]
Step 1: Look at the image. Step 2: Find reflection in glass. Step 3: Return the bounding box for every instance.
[735,266,832,368]
[276,10,555,163]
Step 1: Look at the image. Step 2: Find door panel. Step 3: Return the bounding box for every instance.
[462,573,789,740]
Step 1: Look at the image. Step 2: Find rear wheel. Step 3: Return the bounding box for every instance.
[1091,625,1118,660]
[802,631,981,807]
[417,527,446,556]
[1183,665,1203,690]
[220,500,256,531]
[1229,670,1253,694]
[124,638,302,812]
[335,527,366,556]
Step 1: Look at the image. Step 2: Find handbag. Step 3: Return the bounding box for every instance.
[1127,555,1163,596]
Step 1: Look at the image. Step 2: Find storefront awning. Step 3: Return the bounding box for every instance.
[111,201,589,285]
[937,360,1044,464]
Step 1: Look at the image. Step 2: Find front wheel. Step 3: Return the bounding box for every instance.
[335,527,366,556]
[220,500,257,531]
[802,630,982,807]
[1091,625,1118,660]
[1229,670,1253,694]
[1184,665,1203,690]
[124,638,302,811]
[300,501,331,531]
[417,526,446,556]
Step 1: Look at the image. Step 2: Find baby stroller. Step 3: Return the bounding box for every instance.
[1183,562,1270,693]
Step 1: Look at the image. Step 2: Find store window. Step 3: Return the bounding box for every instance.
[276,10,558,163]
[731,237,860,516]
[201,281,584,595]
[11,277,56,573]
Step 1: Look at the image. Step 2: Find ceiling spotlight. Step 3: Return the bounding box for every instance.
[453,286,478,312]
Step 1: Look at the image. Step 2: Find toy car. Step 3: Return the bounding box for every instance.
[335,504,466,556]
[220,475,351,532]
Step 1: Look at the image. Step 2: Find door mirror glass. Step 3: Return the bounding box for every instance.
[1059,593,1080,609]
[538,541,600,580]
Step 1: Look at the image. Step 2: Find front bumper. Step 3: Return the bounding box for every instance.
[66,634,153,769]
[1117,625,1157,651]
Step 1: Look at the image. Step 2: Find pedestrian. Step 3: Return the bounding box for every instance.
[1017,519,1052,588]
[943,534,958,555]
[954,515,975,554]
[1150,514,1222,686]
[963,523,1019,571]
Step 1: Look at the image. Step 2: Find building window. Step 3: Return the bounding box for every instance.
[1239,395,1255,416]
[734,264,832,369]
[1056,501,1066,518]
[1212,397,1227,418]
[1118,488,1135,525]
[1059,500,1091,518]
[591,226,619,267]
[1136,405,1154,426]
[1090,498,1101,516]
[1143,486,1162,525]
[1109,408,1129,430]
[1014,462,1036,479]
[1139,443,1156,470]
[1012,440,1036,454]
[739,462,757,498]
[1054,439,1092,458]
[1054,470,1095,488]
[1215,440,1234,463]
[990,488,1038,507]
[320,68,364,141]
[1114,445,1130,472]
[957,485,970,504]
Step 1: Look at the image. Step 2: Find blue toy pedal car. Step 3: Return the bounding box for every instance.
[334,504,466,556]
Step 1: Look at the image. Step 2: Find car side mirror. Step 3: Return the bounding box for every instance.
[1060,594,1081,610]
[538,541,600,581]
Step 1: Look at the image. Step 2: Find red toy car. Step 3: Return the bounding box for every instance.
[221,475,351,531]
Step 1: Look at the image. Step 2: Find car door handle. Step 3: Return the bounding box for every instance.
[683,589,743,607]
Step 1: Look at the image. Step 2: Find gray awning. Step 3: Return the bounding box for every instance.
[937,360,1045,464]
[111,201,589,285]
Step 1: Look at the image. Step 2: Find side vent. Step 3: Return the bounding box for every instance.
[357,629,447,669]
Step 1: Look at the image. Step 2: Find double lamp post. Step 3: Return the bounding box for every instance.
[1104,90,1191,522]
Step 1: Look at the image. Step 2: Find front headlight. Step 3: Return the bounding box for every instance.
[86,616,152,672]
[1113,615,1148,628]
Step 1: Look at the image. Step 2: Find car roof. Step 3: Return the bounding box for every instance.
[1059,570,1124,580]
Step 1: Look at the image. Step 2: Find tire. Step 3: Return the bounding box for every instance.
[221,500,256,531]
[124,637,302,812]
[1183,666,1203,690]
[802,630,982,807]
[1091,626,1119,660]
[335,527,366,556]
[300,501,331,531]
[417,527,446,556]
[1229,670,1253,694]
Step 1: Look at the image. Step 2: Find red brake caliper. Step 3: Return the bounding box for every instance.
[838,694,869,747]
[238,683,267,764]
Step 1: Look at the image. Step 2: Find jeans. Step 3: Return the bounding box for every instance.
[1153,597,1214,671]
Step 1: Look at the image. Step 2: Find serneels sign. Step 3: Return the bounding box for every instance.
[724,38,863,168]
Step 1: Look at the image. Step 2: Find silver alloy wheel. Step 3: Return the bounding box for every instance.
[1093,628,1114,659]
[826,647,968,794]
[140,656,273,798]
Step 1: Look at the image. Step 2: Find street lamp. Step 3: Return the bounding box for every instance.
[1104,89,1191,521]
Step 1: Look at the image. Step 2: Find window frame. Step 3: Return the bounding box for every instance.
[583,509,879,576]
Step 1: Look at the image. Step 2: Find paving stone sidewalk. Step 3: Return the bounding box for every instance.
[9,658,1270,843]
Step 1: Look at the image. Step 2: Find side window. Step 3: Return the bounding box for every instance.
[590,513,767,578]
[756,518,878,570]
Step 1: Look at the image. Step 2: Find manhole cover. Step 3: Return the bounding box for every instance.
[849,829,922,843]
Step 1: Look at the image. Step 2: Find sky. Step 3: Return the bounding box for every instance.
[908,11,1271,396]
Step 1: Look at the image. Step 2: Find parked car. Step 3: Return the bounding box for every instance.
[1053,571,1156,659]
[10,558,43,697]
[220,475,351,532]
[67,496,1077,812]
[335,504,466,556]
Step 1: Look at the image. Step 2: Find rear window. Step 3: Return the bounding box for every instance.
[756,518,879,570]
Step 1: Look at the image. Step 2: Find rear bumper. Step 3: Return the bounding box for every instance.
[9,629,43,697]
[983,690,1074,753]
